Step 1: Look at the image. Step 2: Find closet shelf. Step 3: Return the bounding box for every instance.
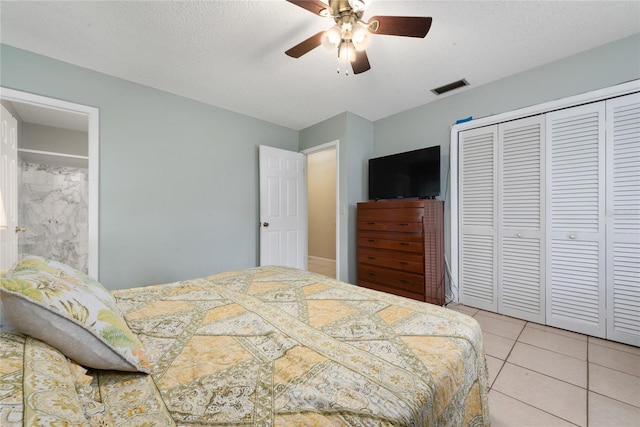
[18,148,88,168]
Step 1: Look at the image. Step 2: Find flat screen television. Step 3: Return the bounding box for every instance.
[368,145,440,200]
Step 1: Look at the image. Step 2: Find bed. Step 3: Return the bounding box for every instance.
[0,255,490,426]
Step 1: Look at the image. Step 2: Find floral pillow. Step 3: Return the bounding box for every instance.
[0,254,150,373]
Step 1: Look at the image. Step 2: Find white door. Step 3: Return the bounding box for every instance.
[459,125,498,311]
[259,145,307,269]
[546,102,606,338]
[605,93,640,346]
[0,105,18,270]
[497,116,546,323]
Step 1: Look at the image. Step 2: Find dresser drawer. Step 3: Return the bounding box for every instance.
[358,265,425,294]
[359,280,425,301]
[358,236,423,253]
[359,230,422,242]
[357,208,423,223]
[358,248,424,274]
[358,220,422,233]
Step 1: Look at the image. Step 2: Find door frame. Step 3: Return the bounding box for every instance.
[302,140,340,279]
[0,87,100,278]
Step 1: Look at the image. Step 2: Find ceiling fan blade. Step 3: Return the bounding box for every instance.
[352,50,371,74]
[285,31,325,58]
[368,16,432,38]
[286,0,332,16]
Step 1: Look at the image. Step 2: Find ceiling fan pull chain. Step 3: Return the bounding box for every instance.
[345,48,350,76]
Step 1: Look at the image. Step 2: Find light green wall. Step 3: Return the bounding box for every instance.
[374,34,640,158]
[300,114,350,281]
[345,113,374,284]
[1,44,299,289]
[299,112,374,283]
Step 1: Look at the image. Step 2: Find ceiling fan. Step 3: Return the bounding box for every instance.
[285,0,432,75]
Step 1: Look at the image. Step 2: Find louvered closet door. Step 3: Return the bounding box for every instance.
[606,93,640,346]
[498,116,545,323]
[546,103,606,338]
[459,126,498,311]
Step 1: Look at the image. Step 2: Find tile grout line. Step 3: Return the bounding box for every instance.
[493,320,589,426]
[513,338,586,363]
[508,321,589,390]
[583,341,640,423]
[587,390,640,410]
[461,305,640,425]
[513,323,589,362]
[587,345,640,376]
[502,359,586,390]
[523,321,589,342]
[508,319,527,360]
[587,338,640,357]
[482,316,527,391]
[490,389,582,427]
[491,319,525,389]
[586,337,590,427]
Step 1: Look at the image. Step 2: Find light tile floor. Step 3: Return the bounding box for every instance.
[447,303,640,426]
[307,256,336,278]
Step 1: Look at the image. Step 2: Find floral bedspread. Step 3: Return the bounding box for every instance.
[0,266,490,426]
[0,333,172,426]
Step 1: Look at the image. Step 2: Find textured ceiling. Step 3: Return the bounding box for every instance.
[1,1,639,130]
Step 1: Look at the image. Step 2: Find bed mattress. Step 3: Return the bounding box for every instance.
[1,265,490,426]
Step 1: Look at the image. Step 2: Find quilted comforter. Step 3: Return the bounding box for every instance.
[1,266,490,426]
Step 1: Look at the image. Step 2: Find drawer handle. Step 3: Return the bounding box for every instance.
[400,279,410,284]
[367,239,377,243]
[367,222,376,225]
[367,256,376,260]
[398,223,410,226]
[399,261,410,265]
[368,272,376,276]
[399,242,410,246]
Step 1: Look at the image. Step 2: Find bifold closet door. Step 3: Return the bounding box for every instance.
[459,117,545,321]
[459,126,498,311]
[498,116,545,323]
[546,102,606,338]
[606,93,640,346]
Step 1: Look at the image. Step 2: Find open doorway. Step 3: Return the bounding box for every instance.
[304,142,338,279]
[0,88,99,277]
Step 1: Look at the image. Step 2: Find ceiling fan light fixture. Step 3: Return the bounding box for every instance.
[284,0,433,75]
[348,0,371,12]
[351,23,370,51]
[338,41,356,62]
[321,25,342,51]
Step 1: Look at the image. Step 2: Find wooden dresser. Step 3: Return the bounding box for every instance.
[357,199,445,305]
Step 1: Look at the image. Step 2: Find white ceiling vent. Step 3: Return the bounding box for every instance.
[432,79,469,95]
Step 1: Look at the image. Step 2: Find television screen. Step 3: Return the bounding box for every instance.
[368,145,440,200]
